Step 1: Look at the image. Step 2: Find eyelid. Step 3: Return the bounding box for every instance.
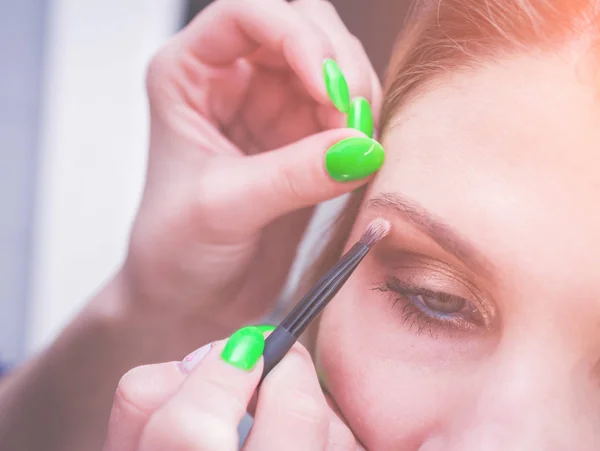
[387,277,480,320]
[373,248,497,325]
[374,280,482,335]
[384,277,462,302]
[383,274,494,329]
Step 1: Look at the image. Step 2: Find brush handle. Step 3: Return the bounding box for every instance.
[259,242,371,383]
[281,242,368,335]
[260,326,296,382]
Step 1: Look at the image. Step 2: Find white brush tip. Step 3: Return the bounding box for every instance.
[360,218,391,247]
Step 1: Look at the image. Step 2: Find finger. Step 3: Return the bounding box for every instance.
[139,327,265,451]
[328,412,363,451]
[243,343,330,450]
[195,129,384,233]
[293,0,377,108]
[175,0,333,104]
[293,0,382,132]
[368,65,383,133]
[103,362,185,451]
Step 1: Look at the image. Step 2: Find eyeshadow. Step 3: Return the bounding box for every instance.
[371,247,497,327]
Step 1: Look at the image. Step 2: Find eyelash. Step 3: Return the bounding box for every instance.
[373,277,485,336]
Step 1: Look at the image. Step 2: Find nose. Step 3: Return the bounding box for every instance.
[421,341,600,451]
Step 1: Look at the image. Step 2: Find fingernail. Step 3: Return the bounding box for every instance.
[347,97,373,138]
[323,59,350,113]
[179,342,213,374]
[221,326,265,371]
[325,137,385,182]
[253,324,277,335]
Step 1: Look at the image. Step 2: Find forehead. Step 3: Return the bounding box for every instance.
[374,53,600,292]
[383,53,600,174]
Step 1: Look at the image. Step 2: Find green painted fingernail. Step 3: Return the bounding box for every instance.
[347,97,373,138]
[253,324,277,335]
[325,137,384,182]
[323,59,350,113]
[221,326,265,371]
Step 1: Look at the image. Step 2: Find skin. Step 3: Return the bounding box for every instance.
[104,338,364,451]
[24,1,600,449]
[102,12,600,451]
[316,52,600,449]
[0,1,380,450]
[103,49,600,449]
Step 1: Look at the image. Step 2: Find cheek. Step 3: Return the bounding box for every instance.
[316,281,446,449]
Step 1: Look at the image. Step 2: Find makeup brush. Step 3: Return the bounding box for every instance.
[260,218,391,381]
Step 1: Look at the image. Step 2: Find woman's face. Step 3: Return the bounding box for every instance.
[316,53,600,449]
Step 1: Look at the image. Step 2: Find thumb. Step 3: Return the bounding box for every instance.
[215,128,384,229]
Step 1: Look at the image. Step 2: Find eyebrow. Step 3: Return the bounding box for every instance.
[367,193,492,275]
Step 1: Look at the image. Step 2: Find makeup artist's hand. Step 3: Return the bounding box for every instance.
[124,0,383,332]
[103,327,363,451]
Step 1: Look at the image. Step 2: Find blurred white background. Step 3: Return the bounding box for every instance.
[29,0,184,354]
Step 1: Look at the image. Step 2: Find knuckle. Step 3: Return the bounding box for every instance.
[284,387,329,426]
[146,49,172,93]
[201,373,248,415]
[316,0,338,16]
[194,161,235,219]
[301,24,332,56]
[114,365,156,414]
[195,176,226,218]
[287,3,332,51]
[276,162,306,205]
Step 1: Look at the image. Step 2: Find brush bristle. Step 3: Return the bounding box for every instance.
[359,218,391,248]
